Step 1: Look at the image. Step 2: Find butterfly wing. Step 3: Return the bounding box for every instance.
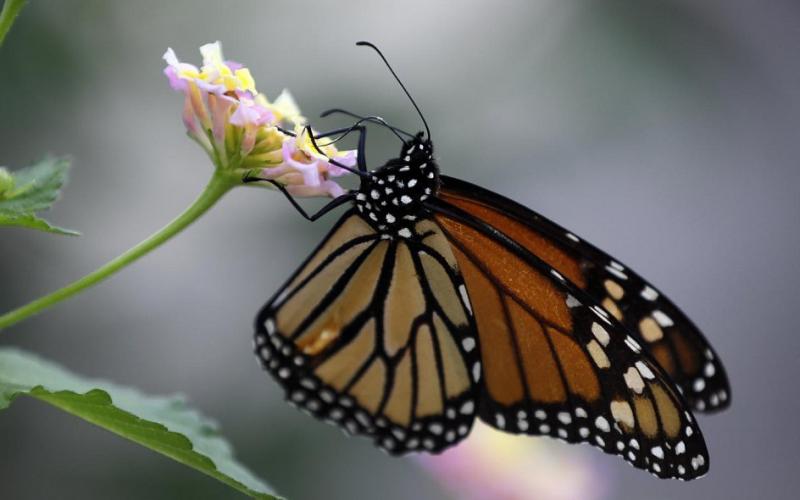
[254,211,480,454]
[429,198,710,479]
[438,175,730,414]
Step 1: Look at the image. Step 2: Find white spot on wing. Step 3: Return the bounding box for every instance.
[652,310,674,327]
[461,400,475,415]
[606,265,628,280]
[693,378,706,392]
[458,284,473,315]
[462,337,476,352]
[591,323,610,346]
[624,366,645,393]
[635,361,655,380]
[624,336,642,353]
[641,285,659,301]
[594,416,610,433]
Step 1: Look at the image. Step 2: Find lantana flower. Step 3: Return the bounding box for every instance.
[417,422,609,500]
[255,125,358,198]
[163,41,355,198]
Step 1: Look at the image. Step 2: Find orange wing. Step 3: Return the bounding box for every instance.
[430,198,710,480]
[438,176,729,414]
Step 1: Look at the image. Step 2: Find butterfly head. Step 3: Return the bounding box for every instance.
[403,131,433,158]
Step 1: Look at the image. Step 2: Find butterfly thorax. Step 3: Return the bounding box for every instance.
[354,137,438,238]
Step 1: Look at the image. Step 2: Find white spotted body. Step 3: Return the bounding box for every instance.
[355,135,439,239]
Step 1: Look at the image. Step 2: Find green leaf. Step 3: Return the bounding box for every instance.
[0,212,80,235]
[0,348,280,499]
[0,157,79,235]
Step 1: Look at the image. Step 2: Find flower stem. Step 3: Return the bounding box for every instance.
[0,171,238,331]
[0,0,27,48]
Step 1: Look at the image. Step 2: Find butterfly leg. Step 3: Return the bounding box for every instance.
[242,174,354,221]
[295,125,371,178]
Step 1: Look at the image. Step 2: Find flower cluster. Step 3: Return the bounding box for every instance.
[163,42,356,197]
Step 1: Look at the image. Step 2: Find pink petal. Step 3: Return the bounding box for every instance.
[208,94,235,142]
[181,95,198,133]
[164,67,184,91]
[195,79,227,95]
[326,150,358,176]
[281,141,321,187]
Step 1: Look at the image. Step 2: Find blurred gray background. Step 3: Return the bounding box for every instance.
[1,1,799,499]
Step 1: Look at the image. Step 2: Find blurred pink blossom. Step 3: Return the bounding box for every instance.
[417,422,610,500]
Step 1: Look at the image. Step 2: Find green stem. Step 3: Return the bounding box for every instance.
[0,171,237,330]
[0,0,27,48]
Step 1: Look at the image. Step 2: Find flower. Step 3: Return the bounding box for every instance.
[163,41,356,198]
[417,422,610,500]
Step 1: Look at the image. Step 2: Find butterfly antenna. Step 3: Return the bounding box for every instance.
[321,108,415,139]
[315,118,375,146]
[356,41,431,141]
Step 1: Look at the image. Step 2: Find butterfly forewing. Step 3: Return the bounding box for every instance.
[438,176,730,414]
[254,211,480,454]
[429,199,709,479]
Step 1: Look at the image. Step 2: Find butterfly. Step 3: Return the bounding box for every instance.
[250,42,729,480]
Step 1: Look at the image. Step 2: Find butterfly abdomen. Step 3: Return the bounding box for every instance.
[355,139,438,238]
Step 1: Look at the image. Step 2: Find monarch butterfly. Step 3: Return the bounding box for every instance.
[250,42,729,480]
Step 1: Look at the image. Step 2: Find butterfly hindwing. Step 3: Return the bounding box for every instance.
[429,199,710,479]
[254,211,480,454]
[438,176,730,413]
